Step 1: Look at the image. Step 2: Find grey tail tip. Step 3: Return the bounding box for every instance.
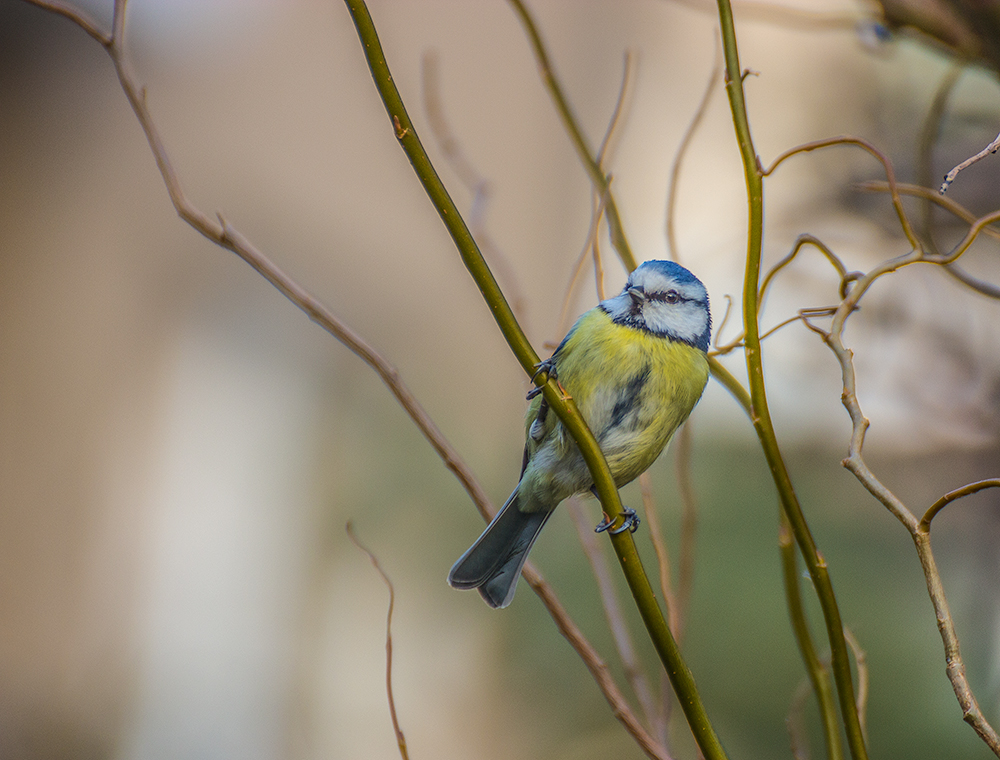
[448,493,551,610]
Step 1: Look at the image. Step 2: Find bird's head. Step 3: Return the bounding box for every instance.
[600,260,711,352]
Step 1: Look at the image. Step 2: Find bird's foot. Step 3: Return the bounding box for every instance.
[595,507,640,535]
[526,359,557,399]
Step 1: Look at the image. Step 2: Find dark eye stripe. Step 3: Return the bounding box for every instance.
[648,290,688,304]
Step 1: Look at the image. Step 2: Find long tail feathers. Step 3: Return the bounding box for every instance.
[448,492,551,609]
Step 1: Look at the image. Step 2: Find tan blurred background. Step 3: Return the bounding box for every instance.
[2,0,1000,758]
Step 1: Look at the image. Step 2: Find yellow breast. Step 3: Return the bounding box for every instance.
[533,308,709,490]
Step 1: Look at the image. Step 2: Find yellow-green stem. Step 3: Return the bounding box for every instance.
[344,2,728,757]
[714,2,868,759]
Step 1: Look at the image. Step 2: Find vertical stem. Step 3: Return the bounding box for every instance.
[714,3,869,759]
[780,516,844,760]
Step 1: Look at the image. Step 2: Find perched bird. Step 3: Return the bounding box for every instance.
[448,260,712,608]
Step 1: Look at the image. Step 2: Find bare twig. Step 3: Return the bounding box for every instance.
[672,423,698,643]
[821,216,1000,753]
[666,0,862,31]
[763,136,921,252]
[843,627,869,743]
[941,131,1000,193]
[554,51,634,337]
[421,51,529,323]
[666,37,721,262]
[638,472,678,636]
[916,64,962,252]
[786,673,814,760]
[553,189,611,349]
[346,523,409,760]
[921,479,1000,532]
[855,180,1000,243]
[507,0,637,272]
[568,499,669,752]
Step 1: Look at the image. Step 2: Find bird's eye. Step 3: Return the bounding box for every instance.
[664,289,680,304]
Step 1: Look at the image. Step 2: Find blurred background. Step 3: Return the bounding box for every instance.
[1,0,999,758]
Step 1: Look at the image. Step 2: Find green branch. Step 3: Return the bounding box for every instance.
[343,2,727,757]
[714,3,868,760]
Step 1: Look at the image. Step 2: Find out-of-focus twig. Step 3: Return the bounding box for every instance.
[822,212,1000,753]
[568,499,669,752]
[23,0,498,519]
[346,522,409,760]
[421,51,529,324]
[763,136,921,252]
[507,0,637,273]
[639,472,678,636]
[855,180,1000,242]
[554,52,633,340]
[668,0,862,31]
[916,63,962,251]
[779,513,843,760]
[666,38,721,262]
[672,423,698,642]
[844,627,869,743]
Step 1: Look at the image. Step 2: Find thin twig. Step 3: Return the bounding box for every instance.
[843,627,869,743]
[921,479,1000,532]
[666,37,721,262]
[507,0,637,272]
[763,136,921,253]
[667,0,861,31]
[941,131,1000,193]
[672,423,698,643]
[346,523,409,760]
[916,64,963,253]
[639,472,678,636]
[568,499,669,752]
[855,180,1000,242]
[555,51,633,336]
[421,51,529,323]
[786,673,814,760]
[820,212,1000,753]
[779,513,844,760]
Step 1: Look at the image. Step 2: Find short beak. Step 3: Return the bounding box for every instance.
[627,286,645,305]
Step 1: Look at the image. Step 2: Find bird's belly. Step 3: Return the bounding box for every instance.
[519,349,706,511]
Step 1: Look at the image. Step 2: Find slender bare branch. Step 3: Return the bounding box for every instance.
[347,523,409,760]
[666,37,721,262]
[421,52,529,323]
[921,479,1000,532]
[764,136,921,252]
[568,500,670,753]
[941,131,1000,193]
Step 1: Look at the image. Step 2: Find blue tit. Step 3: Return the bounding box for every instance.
[448,260,712,608]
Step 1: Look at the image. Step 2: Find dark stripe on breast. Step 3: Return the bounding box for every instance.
[609,364,651,429]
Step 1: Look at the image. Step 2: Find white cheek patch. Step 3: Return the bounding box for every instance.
[642,301,708,344]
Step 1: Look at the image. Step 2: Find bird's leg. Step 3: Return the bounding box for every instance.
[595,507,641,535]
